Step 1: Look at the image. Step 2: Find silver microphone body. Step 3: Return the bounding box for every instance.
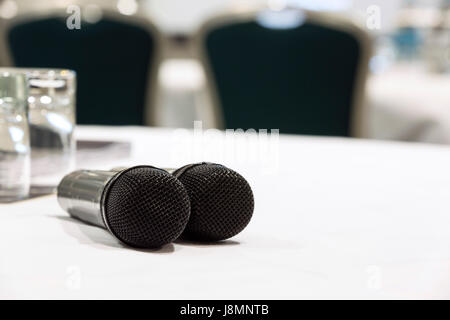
[57,169,120,229]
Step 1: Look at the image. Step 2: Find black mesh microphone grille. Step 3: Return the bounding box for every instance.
[104,166,190,248]
[175,163,254,241]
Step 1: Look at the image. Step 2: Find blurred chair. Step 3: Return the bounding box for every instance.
[0,1,161,125]
[197,7,371,136]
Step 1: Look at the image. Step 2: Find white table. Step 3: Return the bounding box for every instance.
[366,64,450,144]
[2,125,450,299]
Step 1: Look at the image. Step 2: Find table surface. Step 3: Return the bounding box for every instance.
[2,125,450,299]
[366,64,450,145]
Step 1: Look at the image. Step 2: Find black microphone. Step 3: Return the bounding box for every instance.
[172,163,254,242]
[57,165,191,248]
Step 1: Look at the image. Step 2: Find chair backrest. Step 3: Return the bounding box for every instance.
[199,9,371,136]
[4,11,158,125]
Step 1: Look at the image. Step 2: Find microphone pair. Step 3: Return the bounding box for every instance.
[57,163,254,248]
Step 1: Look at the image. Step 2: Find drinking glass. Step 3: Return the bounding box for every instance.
[27,69,76,187]
[0,71,30,202]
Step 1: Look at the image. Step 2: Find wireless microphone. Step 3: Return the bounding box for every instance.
[57,166,191,248]
[171,163,254,242]
[111,163,254,242]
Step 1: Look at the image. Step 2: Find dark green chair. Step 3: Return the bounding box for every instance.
[200,9,370,136]
[7,15,158,125]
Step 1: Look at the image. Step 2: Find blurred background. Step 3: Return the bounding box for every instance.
[1,0,450,143]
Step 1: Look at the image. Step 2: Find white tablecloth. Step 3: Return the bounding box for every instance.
[366,65,450,144]
[2,126,450,299]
